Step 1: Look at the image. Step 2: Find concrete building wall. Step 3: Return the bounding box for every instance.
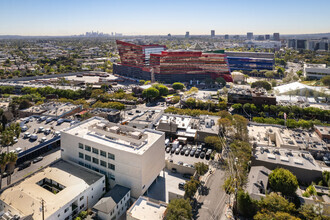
[61,130,164,198]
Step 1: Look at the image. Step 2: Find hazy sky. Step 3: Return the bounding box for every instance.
[1,0,330,36]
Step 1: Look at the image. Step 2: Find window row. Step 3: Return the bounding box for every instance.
[78,143,115,160]
[80,153,115,171]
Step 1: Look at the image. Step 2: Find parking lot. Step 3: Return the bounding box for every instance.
[165,143,211,167]
[8,117,71,153]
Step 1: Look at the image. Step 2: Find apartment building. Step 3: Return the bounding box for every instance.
[61,117,165,198]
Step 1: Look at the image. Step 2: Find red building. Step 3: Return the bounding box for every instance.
[114,40,232,83]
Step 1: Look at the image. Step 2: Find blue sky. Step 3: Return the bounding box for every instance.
[1,0,330,36]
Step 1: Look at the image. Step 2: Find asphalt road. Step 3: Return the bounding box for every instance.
[1,149,61,188]
[196,169,228,220]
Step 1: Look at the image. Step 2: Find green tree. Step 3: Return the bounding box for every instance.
[142,87,159,101]
[258,192,296,214]
[321,75,330,88]
[18,99,32,110]
[194,162,209,176]
[216,77,226,87]
[232,115,249,141]
[217,118,232,137]
[251,81,272,90]
[6,152,18,185]
[184,178,200,199]
[254,211,300,220]
[268,168,298,196]
[237,190,257,218]
[232,103,242,112]
[139,80,145,85]
[265,71,274,80]
[152,84,169,96]
[185,98,196,109]
[166,199,192,220]
[0,153,8,189]
[172,82,185,90]
[296,70,303,77]
[204,136,223,152]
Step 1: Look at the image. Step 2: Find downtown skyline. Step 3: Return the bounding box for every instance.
[1,0,330,36]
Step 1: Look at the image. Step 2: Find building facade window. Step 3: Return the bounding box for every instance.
[79,152,84,159]
[79,143,83,149]
[92,157,99,164]
[100,160,106,167]
[80,196,84,201]
[92,148,99,155]
[85,155,91,162]
[108,153,115,160]
[85,145,91,152]
[100,150,106,157]
[108,163,115,170]
[110,174,115,180]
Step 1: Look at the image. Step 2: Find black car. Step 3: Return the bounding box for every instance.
[171,147,176,154]
[190,150,196,157]
[2,171,13,178]
[180,147,187,155]
[18,161,32,170]
[195,150,201,158]
[183,173,193,179]
[178,182,185,190]
[200,152,206,159]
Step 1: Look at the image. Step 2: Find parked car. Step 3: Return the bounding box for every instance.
[190,150,196,157]
[33,156,44,163]
[166,147,171,153]
[44,128,51,135]
[180,147,187,155]
[200,152,206,159]
[46,117,53,123]
[185,149,191,156]
[18,161,32,170]
[175,148,181,155]
[178,182,185,190]
[202,147,207,152]
[15,148,23,153]
[183,173,193,179]
[195,150,201,158]
[171,147,176,154]
[30,134,38,141]
[177,161,183,166]
[57,118,64,125]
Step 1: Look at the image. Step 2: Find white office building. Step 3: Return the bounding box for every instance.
[304,63,330,79]
[61,117,165,198]
[0,160,105,220]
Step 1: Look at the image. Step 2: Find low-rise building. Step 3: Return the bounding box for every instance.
[315,125,330,141]
[304,63,330,80]
[228,88,276,106]
[252,146,322,183]
[126,196,167,220]
[61,117,165,198]
[93,185,130,220]
[0,159,105,220]
[246,166,271,200]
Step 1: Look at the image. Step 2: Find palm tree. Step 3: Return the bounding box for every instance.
[0,153,8,189]
[6,152,17,185]
[1,129,14,152]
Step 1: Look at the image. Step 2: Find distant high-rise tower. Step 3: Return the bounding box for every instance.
[211,30,215,38]
[247,32,253,40]
[273,33,280,41]
[265,34,270,40]
[224,34,229,40]
[168,33,171,37]
[185,31,190,38]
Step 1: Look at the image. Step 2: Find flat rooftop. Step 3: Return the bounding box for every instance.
[62,117,164,155]
[253,146,322,171]
[0,160,103,220]
[127,196,167,220]
[43,103,80,117]
[9,116,71,153]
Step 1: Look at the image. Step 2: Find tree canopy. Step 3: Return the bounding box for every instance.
[142,87,160,101]
[172,82,185,90]
[166,199,192,220]
[268,168,298,196]
[251,80,272,90]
